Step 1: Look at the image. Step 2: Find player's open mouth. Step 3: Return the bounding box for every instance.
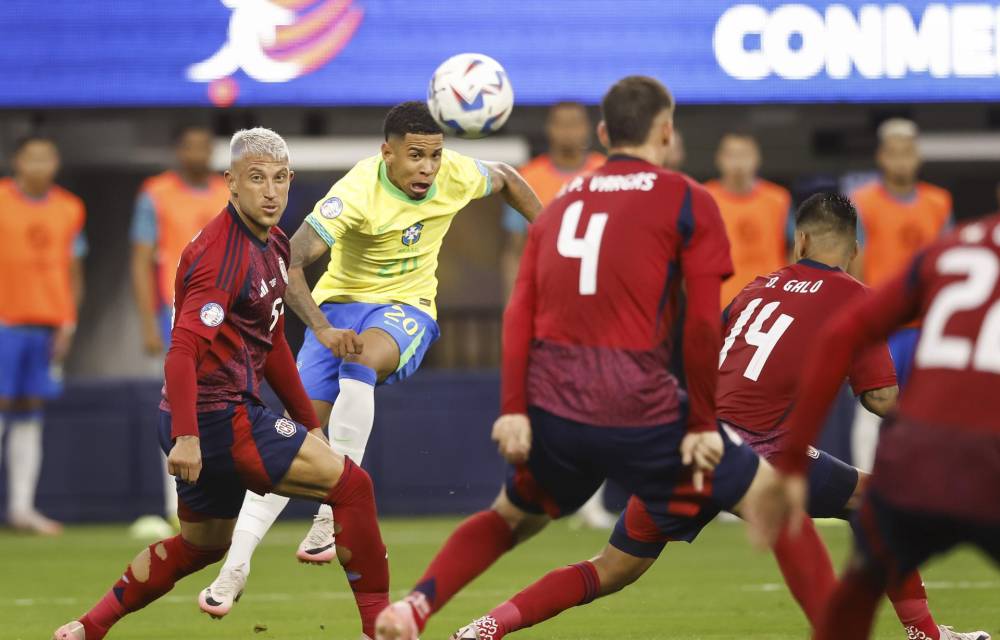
[410,182,430,196]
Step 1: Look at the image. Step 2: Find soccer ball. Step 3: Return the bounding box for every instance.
[427,53,514,139]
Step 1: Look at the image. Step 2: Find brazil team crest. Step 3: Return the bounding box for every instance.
[402,222,424,246]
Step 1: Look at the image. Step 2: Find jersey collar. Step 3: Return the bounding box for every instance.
[797,258,841,272]
[606,153,649,165]
[378,160,438,204]
[227,202,269,249]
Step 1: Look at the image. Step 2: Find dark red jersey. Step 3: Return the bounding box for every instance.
[781,215,1000,523]
[502,155,732,430]
[717,259,896,433]
[160,204,289,416]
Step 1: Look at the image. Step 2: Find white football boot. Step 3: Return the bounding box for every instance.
[450,616,502,640]
[296,513,336,564]
[933,626,990,640]
[198,563,247,618]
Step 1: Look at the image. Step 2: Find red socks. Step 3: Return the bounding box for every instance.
[483,561,601,638]
[78,535,227,639]
[772,518,837,628]
[325,458,389,638]
[407,509,516,630]
[817,563,885,640]
[888,572,939,639]
[774,519,937,638]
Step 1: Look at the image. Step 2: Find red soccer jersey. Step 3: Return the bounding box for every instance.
[717,259,896,433]
[502,155,733,429]
[781,214,1000,523]
[160,204,289,416]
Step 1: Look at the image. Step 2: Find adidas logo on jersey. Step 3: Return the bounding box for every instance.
[259,280,269,297]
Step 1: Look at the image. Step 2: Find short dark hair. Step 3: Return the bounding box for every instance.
[548,101,588,117]
[383,101,443,141]
[718,129,758,146]
[795,192,858,239]
[13,134,56,155]
[172,124,213,145]
[600,76,674,147]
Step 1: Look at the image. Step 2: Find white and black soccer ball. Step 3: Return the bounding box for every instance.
[427,53,514,139]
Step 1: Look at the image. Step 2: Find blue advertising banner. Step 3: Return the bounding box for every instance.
[3,1,1000,107]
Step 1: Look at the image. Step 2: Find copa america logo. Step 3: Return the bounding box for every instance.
[186,0,365,106]
[199,302,225,327]
[274,417,297,438]
[320,196,343,219]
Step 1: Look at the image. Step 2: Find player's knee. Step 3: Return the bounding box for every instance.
[492,489,547,542]
[591,553,647,595]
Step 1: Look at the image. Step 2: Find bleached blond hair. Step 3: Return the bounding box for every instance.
[230,127,290,165]
[877,118,918,142]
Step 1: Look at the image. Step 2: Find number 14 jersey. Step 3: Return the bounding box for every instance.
[716,258,896,433]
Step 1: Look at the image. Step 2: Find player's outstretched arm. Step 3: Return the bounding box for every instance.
[860,385,898,417]
[287,222,364,358]
[483,161,542,223]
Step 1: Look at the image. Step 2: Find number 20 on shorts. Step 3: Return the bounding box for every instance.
[383,304,420,336]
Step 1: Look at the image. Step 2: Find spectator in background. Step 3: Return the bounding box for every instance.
[0,136,87,535]
[130,125,229,356]
[500,102,605,298]
[850,118,952,386]
[129,124,228,536]
[705,132,792,309]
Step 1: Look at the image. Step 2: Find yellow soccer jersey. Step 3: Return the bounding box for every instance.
[305,148,492,319]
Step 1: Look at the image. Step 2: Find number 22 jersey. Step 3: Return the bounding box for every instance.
[716,259,897,433]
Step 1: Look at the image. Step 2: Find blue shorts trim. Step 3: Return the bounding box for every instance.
[297,302,440,404]
[158,403,308,519]
[0,325,59,400]
[504,407,760,558]
[888,327,919,388]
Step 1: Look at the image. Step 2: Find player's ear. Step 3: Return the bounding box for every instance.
[224,169,237,198]
[380,141,392,162]
[596,121,610,151]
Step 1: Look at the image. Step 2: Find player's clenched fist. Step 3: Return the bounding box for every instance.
[316,326,365,359]
[492,413,532,464]
[168,435,203,484]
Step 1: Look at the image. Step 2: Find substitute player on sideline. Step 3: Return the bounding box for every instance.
[0,135,87,536]
[202,102,541,613]
[130,124,230,535]
[53,128,390,640]
[758,214,1000,640]
[375,76,779,640]
[717,193,986,640]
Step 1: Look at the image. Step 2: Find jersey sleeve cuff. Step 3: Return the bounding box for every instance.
[305,214,336,247]
[850,375,898,396]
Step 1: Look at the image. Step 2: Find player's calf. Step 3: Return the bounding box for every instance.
[57,534,228,640]
[277,434,389,638]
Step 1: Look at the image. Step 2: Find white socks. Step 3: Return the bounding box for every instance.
[8,415,43,518]
[316,377,375,520]
[223,491,291,571]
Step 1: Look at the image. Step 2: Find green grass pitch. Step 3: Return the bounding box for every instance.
[2,518,996,639]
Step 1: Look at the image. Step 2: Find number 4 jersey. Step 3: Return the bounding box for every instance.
[502,154,733,428]
[716,258,897,433]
